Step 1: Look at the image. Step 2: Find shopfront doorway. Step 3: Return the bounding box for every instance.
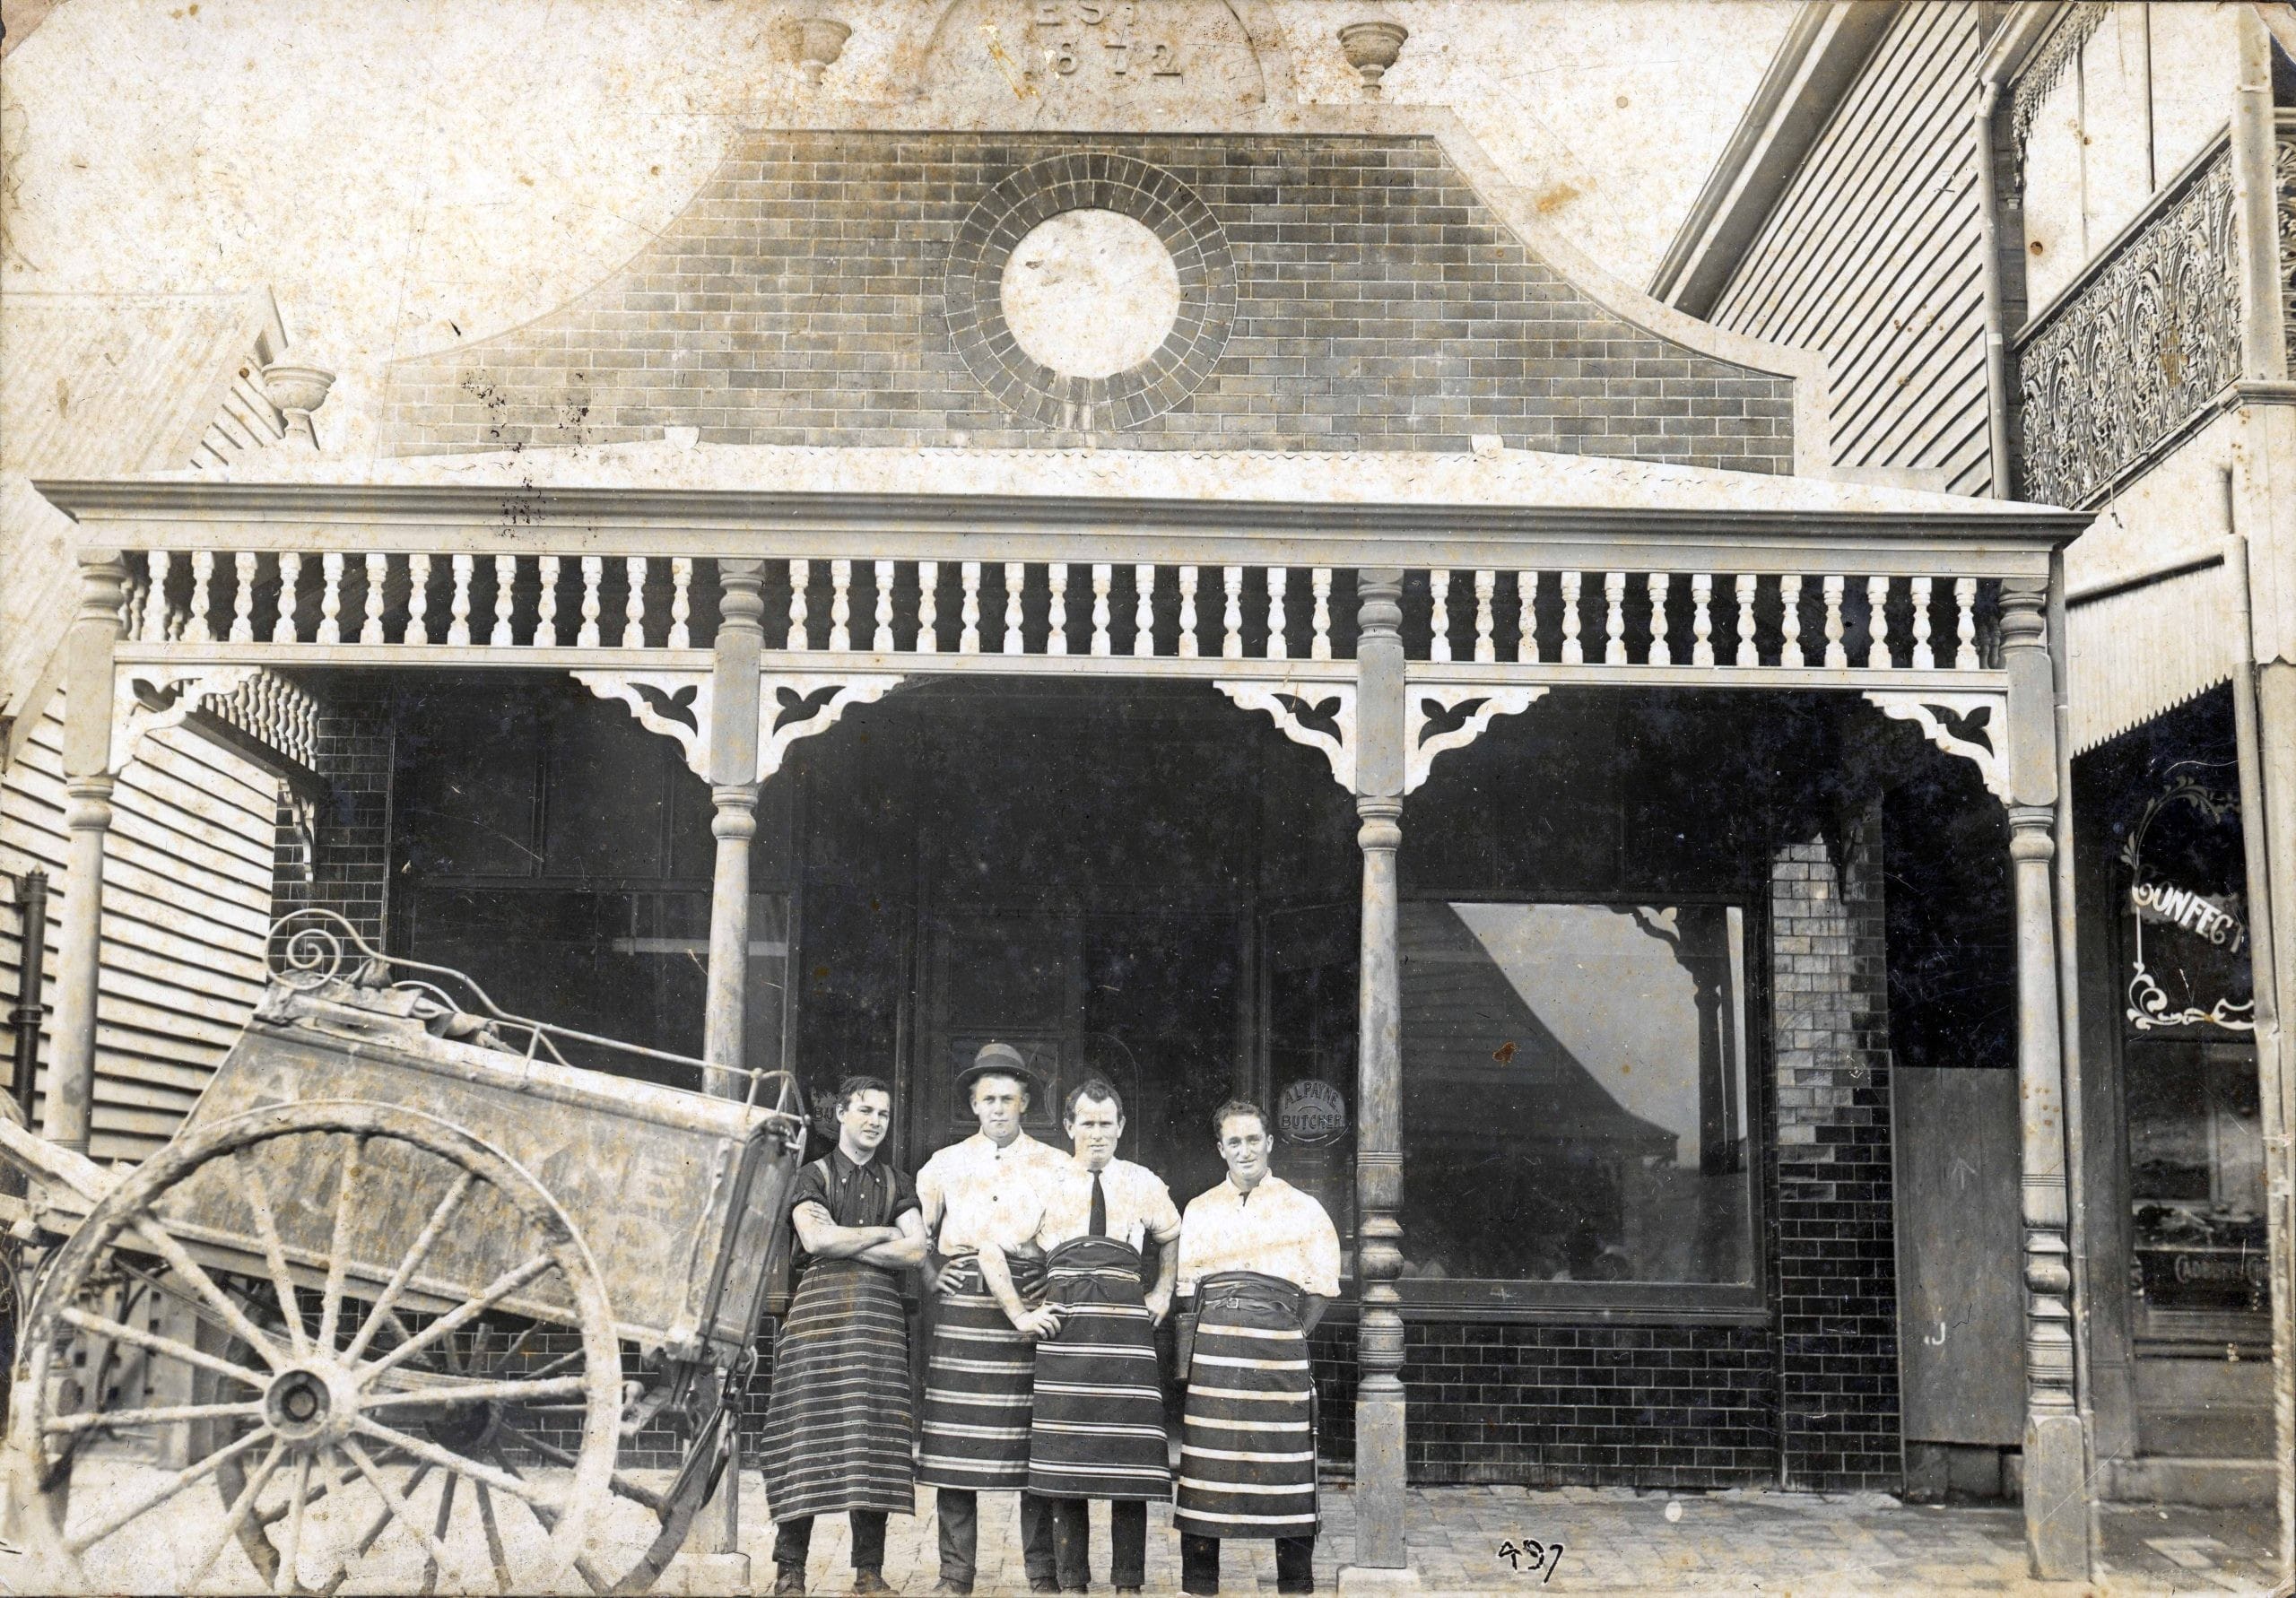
[918,905,1247,1203]
[782,674,1362,1202]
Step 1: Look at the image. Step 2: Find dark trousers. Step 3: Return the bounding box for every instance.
[772,1509,889,1576]
[936,1487,1057,1591]
[1049,1497,1148,1591]
[1180,1532,1315,1595]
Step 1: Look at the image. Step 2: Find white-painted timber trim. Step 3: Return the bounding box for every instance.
[1865,689,2013,803]
[571,670,713,777]
[1215,678,1356,792]
[1403,684,1549,794]
[110,665,261,775]
[757,673,905,782]
[1650,0,1904,317]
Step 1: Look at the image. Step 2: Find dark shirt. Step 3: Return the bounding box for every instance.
[790,1147,920,1279]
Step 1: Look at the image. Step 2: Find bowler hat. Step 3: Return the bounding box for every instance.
[955,1040,1041,1103]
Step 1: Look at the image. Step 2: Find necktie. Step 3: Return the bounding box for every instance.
[1088,1171,1108,1238]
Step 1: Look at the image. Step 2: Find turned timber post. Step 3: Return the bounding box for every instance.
[704,559,766,1099]
[46,552,127,1157]
[1351,568,1411,1573]
[2002,575,2087,1580]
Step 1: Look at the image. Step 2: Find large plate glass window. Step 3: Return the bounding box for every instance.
[1398,899,1760,1316]
[2118,771,2266,1346]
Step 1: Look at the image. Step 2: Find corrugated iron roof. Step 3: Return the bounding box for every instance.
[0,290,284,476]
[2,290,289,728]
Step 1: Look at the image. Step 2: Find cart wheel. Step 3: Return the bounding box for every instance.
[218,1336,742,1595]
[5,1100,622,1594]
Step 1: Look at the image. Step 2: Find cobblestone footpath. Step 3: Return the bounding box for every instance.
[3,1472,2283,1594]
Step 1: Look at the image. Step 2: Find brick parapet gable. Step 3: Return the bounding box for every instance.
[383,130,1798,468]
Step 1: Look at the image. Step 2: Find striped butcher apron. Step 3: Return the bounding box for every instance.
[918,1253,1048,1490]
[1174,1271,1318,1542]
[759,1256,916,1521]
[1026,1235,1170,1501]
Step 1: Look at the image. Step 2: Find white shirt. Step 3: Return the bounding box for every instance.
[1176,1175,1343,1298]
[1031,1156,1183,1256]
[916,1130,1068,1255]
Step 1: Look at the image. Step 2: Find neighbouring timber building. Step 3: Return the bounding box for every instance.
[11,2,2285,1583]
[1655,0,2296,1573]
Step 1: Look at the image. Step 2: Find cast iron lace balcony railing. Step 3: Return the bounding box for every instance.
[115,549,2005,675]
[2013,140,2243,508]
[2279,114,2296,373]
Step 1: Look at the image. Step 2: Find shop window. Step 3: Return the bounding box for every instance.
[1397,899,1761,1317]
[2126,1040,2268,1341]
[2117,768,2265,1346]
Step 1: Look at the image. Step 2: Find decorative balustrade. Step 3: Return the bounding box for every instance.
[112,549,2003,677]
[1404,567,1994,673]
[2014,141,2242,508]
[203,670,320,769]
[119,551,712,655]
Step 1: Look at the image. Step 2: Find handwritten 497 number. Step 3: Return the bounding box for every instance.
[1496,1541,1563,1581]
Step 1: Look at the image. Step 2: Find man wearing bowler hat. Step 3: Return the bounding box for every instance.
[916,1042,1071,1594]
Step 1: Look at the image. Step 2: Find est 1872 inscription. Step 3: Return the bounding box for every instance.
[1013,2,1185,81]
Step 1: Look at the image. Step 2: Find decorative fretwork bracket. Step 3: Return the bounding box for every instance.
[1405,685,1549,794]
[1216,679,1356,793]
[757,673,905,781]
[578,669,905,783]
[111,664,260,772]
[1864,690,2011,803]
[572,670,712,777]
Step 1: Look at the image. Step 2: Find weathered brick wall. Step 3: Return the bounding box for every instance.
[271,685,394,944]
[383,131,1796,468]
[1770,808,1902,1491]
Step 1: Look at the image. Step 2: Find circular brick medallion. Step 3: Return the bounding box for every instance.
[945,153,1235,431]
[1001,209,1181,381]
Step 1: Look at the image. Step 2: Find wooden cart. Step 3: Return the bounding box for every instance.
[0,908,808,1594]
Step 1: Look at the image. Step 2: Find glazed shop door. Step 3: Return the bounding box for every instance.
[1259,903,1360,1255]
[1083,910,1248,1205]
[917,906,1245,1188]
[917,908,1084,1166]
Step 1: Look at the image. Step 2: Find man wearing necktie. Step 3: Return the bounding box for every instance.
[978,1077,1180,1595]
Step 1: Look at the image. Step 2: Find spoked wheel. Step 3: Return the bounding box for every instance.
[220,1341,744,1595]
[6,1101,622,1594]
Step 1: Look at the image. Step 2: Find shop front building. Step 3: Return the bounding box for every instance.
[1650,0,2296,1552]
[18,25,2095,1576]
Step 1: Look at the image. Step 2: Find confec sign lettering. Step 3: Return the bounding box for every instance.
[2121,772,2254,1033]
[2128,878,2245,950]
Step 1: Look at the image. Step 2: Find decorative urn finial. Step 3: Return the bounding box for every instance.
[1338,20,1408,99]
[260,362,336,450]
[794,14,851,85]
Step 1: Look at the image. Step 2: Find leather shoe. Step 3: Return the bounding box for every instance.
[851,1575,892,1595]
[772,1570,805,1597]
[932,1583,973,1595]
